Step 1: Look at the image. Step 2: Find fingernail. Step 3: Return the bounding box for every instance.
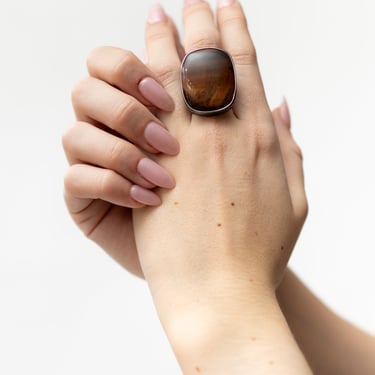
[137,158,175,189]
[148,3,167,24]
[144,122,180,155]
[130,185,161,206]
[184,0,203,6]
[280,97,291,129]
[217,0,235,8]
[138,77,174,112]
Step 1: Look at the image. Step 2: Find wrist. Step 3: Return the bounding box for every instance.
[148,267,275,330]
[163,291,311,375]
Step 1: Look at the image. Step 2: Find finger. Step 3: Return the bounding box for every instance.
[64,164,162,208]
[71,77,179,155]
[62,122,176,190]
[145,4,181,100]
[272,100,308,221]
[183,0,220,52]
[143,16,185,64]
[216,0,269,119]
[87,46,174,112]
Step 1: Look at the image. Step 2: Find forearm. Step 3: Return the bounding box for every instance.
[277,269,375,375]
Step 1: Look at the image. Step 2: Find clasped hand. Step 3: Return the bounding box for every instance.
[63,1,309,373]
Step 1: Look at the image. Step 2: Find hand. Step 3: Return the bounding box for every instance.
[62,46,180,277]
[131,2,310,373]
[133,0,307,313]
[62,43,303,285]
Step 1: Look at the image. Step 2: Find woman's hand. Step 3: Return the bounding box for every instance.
[134,0,307,311]
[62,46,179,277]
[132,2,310,373]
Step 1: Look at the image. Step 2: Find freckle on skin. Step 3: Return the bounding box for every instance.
[217,223,222,227]
[249,278,254,283]
[231,202,235,206]
[174,201,179,206]
[281,246,284,251]
[195,366,201,373]
[251,337,257,342]
[255,231,258,237]
[269,360,275,365]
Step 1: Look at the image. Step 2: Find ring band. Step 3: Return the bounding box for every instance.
[180,48,237,116]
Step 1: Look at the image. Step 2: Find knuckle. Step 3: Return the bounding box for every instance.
[151,65,178,88]
[188,36,218,51]
[253,125,278,154]
[146,28,170,46]
[61,122,87,153]
[61,124,75,152]
[63,166,81,195]
[112,50,137,82]
[231,48,257,67]
[112,97,138,127]
[99,169,117,197]
[86,46,105,71]
[71,76,91,104]
[107,139,126,167]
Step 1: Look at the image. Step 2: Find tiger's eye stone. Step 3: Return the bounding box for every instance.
[181,48,236,115]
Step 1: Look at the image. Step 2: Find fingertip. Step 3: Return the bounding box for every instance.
[148,3,168,24]
[130,185,162,206]
[144,122,180,155]
[138,77,175,112]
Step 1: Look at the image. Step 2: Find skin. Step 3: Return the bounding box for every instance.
[131,2,311,373]
[63,0,375,374]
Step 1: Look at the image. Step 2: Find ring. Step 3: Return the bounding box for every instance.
[180,48,237,116]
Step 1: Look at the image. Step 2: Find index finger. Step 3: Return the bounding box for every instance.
[87,46,175,112]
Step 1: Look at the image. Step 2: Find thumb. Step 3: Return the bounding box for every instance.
[273,99,308,223]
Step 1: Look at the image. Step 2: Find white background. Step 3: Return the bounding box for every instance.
[0,0,374,373]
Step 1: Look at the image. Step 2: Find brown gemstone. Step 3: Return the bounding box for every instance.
[181,48,236,115]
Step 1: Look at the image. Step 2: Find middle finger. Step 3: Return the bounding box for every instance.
[183,0,220,52]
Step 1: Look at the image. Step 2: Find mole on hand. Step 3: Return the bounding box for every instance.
[231,202,235,206]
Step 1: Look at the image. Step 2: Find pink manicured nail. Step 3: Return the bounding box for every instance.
[217,0,235,8]
[184,0,203,6]
[280,97,291,129]
[148,3,167,24]
[130,185,161,206]
[138,77,174,112]
[144,122,180,155]
[137,158,175,189]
